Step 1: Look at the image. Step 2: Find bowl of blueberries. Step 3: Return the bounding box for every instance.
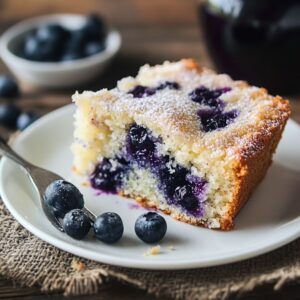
[0,14,121,88]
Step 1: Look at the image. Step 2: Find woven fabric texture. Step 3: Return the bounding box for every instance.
[1,203,300,299]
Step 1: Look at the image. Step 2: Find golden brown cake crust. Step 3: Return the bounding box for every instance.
[222,106,289,230]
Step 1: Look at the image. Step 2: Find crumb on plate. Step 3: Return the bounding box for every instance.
[144,245,161,256]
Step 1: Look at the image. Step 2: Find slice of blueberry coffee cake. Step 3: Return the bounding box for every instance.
[72,59,290,230]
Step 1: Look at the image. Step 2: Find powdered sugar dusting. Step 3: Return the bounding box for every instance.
[74,59,290,162]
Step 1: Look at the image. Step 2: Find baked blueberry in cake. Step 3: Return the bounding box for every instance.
[72,59,290,230]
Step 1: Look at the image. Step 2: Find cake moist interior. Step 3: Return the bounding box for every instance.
[90,82,241,217]
[90,123,207,217]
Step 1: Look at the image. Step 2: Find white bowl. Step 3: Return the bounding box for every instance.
[0,14,121,88]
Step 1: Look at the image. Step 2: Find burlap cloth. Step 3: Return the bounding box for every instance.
[0,202,300,299]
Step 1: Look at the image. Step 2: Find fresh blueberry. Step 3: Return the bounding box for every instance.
[90,158,128,192]
[44,180,84,218]
[0,75,19,98]
[16,112,39,131]
[128,85,156,98]
[63,209,91,240]
[36,24,69,44]
[84,41,105,57]
[93,212,124,244]
[83,14,106,42]
[156,81,180,90]
[0,104,21,128]
[23,34,59,61]
[135,212,167,244]
[198,109,239,132]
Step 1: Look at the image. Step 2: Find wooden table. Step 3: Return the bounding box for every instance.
[0,1,299,299]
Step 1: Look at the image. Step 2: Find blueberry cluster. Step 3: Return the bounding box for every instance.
[189,86,239,132]
[128,81,180,98]
[0,75,38,130]
[18,14,106,63]
[44,179,167,244]
[91,123,207,217]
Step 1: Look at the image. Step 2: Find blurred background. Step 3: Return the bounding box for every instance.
[0,0,299,138]
[0,0,204,87]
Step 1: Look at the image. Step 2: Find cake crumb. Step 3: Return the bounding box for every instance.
[81,181,90,187]
[71,259,86,271]
[144,245,161,256]
[167,245,175,251]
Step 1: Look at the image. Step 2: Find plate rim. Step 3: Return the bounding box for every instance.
[0,104,300,270]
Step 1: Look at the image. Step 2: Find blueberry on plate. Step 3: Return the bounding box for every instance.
[93,212,124,244]
[0,75,19,98]
[16,112,39,131]
[44,180,84,218]
[0,104,21,128]
[63,209,91,240]
[135,212,167,244]
[84,41,105,57]
[23,34,59,62]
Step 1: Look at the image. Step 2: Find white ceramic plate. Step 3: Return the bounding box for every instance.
[1,105,300,270]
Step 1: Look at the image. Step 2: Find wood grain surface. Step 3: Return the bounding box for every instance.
[0,1,299,299]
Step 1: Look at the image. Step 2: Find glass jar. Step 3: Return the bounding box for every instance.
[199,0,300,95]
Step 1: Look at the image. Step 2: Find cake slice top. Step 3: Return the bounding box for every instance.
[73,59,290,163]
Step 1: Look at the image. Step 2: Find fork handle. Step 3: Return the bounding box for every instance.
[0,136,33,171]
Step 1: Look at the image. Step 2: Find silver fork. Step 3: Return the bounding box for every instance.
[0,136,96,232]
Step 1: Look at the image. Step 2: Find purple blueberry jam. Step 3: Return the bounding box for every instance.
[189,86,231,109]
[90,157,129,193]
[198,109,239,132]
[129,81,180,98]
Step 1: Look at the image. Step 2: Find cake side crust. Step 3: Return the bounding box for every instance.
[221,98,290,229]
